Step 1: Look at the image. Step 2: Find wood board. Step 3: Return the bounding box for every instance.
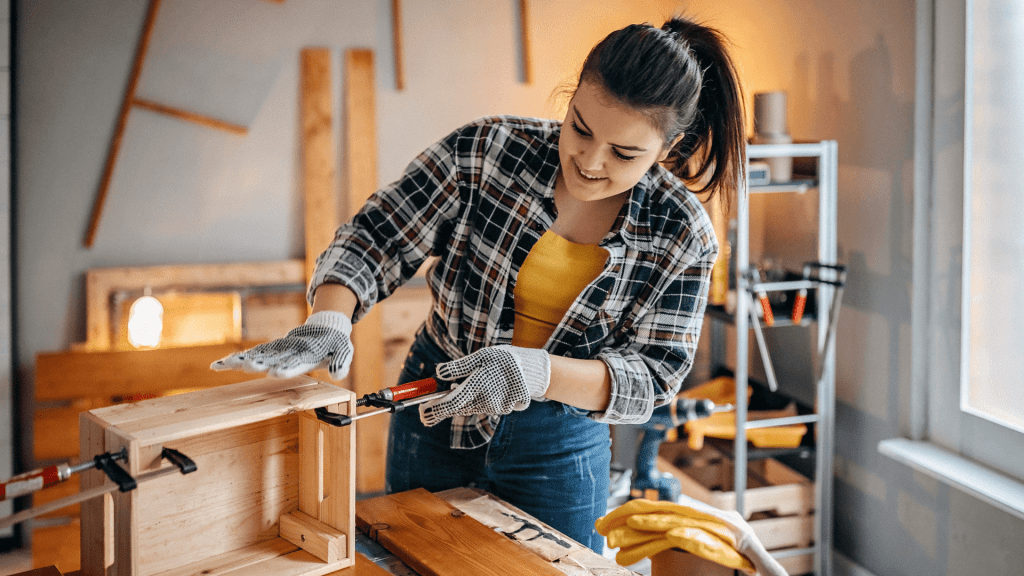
[355,488,563,576]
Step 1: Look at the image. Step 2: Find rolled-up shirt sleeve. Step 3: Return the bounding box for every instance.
[591,236,718,425]
[307,130,463,321]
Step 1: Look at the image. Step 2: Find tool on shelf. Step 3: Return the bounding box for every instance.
[744,261,849,392]
[0,447,196,530]
[631,396,734,502]
[315,377,448,427]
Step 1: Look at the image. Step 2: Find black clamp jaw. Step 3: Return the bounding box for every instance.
[95,447,197,492]
[315,395,414,428]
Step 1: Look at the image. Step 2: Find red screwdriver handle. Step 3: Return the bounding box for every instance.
[387,378,439,401]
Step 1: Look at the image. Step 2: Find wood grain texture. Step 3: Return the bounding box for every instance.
[355,489,563,576]
[301,48,338,286]
[35,342,268,401]
[342,49,388,494]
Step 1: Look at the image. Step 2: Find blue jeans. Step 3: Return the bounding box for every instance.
[385,328,612,552]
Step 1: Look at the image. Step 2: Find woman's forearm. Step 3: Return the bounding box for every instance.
[311,283,359,318]
[543,355,611,412]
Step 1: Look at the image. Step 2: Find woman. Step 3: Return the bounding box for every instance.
[213,16,745,552]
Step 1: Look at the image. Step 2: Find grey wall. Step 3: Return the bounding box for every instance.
[684,1,1024,575]
[11,0,1024,574]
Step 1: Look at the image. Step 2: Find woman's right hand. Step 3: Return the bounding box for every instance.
[210,310,355,380]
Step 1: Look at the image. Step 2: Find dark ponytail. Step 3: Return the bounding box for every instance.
[576,17,746,209]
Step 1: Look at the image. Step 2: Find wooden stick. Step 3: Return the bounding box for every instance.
[84,0,162,248]
[132,98,248,135]
[392,0,405,90]
[519,0,532,84]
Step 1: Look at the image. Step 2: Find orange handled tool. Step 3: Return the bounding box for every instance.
[357,377,438,406]
[0,449,128,502]
[316,378,446,427]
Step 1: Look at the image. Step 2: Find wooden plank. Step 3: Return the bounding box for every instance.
[391,0,404,90]
[78,412,110,576]
[132,97,247,135]
[90,379,352,446]
[84,259,304,351]
[355,489,563,576]
[135,417,300,575]
[280,510,346,563]
[35,342,267,401]
[301,48,338,287]
[85,0,162,248]
[343,48,388,495]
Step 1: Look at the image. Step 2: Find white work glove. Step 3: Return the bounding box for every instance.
[210,311,354,380]
[419,345,551,426]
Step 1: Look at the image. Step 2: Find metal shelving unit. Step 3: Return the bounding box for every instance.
[712,140,839,576]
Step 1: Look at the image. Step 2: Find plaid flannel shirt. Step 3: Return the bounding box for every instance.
[309,116,718,448]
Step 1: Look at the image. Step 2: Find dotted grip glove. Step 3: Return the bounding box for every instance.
[210,311,354,380]
[419,345,551,427]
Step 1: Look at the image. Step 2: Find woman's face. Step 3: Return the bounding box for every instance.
[558,80,672,202]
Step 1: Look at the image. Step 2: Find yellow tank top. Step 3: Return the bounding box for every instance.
[512,230,609,348]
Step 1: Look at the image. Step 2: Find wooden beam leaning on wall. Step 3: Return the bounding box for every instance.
[343,49,388,494]
[301,48,339,287]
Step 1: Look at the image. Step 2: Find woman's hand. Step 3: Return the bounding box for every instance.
[419,345,550,425]
[210,311,354,380]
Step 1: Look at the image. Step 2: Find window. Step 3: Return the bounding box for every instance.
[962,0,1024,434]
[908,0,1024,483]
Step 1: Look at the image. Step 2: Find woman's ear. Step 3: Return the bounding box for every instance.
[658,133,685,162]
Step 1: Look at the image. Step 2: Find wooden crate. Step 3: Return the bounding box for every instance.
[78,376,356,576]
[656,441,815,575]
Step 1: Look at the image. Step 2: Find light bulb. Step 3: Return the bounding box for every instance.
[128,295,164,348]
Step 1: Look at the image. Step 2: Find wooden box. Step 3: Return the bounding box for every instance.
[656,441,814,575]
[78,376,357,576]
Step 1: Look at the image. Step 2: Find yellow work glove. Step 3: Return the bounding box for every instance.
[595,498,789,576]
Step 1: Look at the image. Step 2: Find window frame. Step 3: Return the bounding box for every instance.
[908,0,1024,483]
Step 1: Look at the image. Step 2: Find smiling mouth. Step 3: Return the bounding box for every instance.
[575,161,605,181]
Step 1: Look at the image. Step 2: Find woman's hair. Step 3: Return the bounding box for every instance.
[576,16,746,208]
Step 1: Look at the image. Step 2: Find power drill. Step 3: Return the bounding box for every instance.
[631,397,729,502]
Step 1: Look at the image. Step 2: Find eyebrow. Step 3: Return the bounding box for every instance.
[573,106,649,153]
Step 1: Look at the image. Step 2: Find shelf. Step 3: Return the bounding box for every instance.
[750,178,817,194]
[703,436,815,463]
[705,304,818,328]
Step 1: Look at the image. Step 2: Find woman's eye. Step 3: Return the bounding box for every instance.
[571,121,589,137]
[613,149,638,161]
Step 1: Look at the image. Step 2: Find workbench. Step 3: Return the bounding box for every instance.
[20,487,637,576]
[349,487,637,576]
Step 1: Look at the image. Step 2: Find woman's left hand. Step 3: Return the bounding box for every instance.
[419,345,551,426]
